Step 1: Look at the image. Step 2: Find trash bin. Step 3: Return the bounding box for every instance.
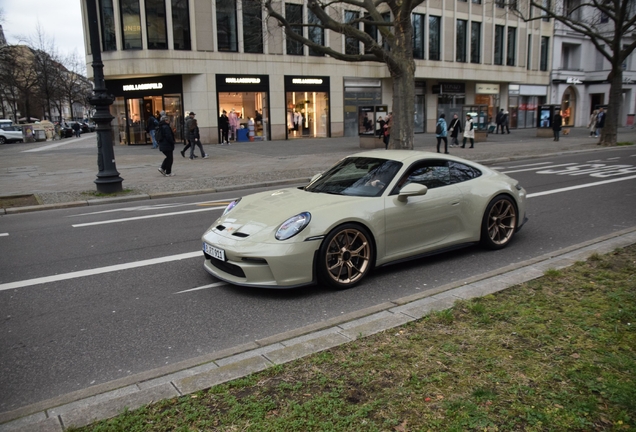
[34,129,47,142]
[237,128,249,142]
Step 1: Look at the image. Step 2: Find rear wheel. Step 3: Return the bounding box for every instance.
[480,195,517,250]
[0,136,6,144]
[318,224,373,289]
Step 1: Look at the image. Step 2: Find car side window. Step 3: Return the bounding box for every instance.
[394,160,450,192]
[449,161,482,184]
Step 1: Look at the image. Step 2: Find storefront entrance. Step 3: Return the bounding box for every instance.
[561,86,577,126]
[216,75,270,142]
[285,76,330,139]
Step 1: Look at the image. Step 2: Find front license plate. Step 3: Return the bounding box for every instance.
[203,242,225,261]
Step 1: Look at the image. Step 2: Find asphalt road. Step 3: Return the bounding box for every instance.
[1,147,635,414]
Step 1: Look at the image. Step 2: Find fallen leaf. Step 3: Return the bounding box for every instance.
[571,353,580,359]
[394,419,408,431]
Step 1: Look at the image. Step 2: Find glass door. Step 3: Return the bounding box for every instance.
[163,94,183,143]
[126,98,146,145]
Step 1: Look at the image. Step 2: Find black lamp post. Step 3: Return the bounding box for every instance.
[86,0,123,193]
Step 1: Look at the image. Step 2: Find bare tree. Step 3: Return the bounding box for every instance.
[264,0,425,150]
[59,51,92,121]
[0,45,40,121]
[30,24,64,121]
[510,0,636,146]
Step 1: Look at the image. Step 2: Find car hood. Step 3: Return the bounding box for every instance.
[210,187,363,240]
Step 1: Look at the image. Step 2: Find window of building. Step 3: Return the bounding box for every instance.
[382,13,391,51]
[542,0,550,22]
[243,0,263,53]
[595,44,605,71]
[540,36,549,71]
[470,21,481,64]
[494,25,504,65]
[496,0,504,8]
[364,13,378,54]
[286,4,304,55]
[99,0,117,51]
[456,20,467,63]
[429,15,441,61]
[120,0,142,49]
[345,11,360,55]
[145,0,167,49]
[562,43,581,70]
[527,34,532,70]
[308,10,324,56]
[412,13,425,59]
[471,0,482,4]
[565,0,581,20]
[507,27,516,66]
[600,12,609,23]
[172,0,191,50]
[217,0,237,52]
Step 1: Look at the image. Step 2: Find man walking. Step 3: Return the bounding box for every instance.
[502,110,510,134]
[495,109,504,134]
[157,116,176,177]
[181,112,196,157]
[595,107,606,138]
[552,109,563,141]
[146,113,159,148]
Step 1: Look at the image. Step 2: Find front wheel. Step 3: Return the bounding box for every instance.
[480,195,517,250]
[318,224,374,289]
[0,136,6,144]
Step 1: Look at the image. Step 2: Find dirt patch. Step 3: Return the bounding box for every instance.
[0,194,40,209]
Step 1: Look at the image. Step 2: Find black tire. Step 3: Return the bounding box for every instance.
[0,136,5,144]
[317,223,374,289]
[480,194,518,250]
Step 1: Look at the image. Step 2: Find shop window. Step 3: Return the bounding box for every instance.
[99,0,117,51]
[456,20,467,63]
[308,10,324,56]
[470,21,481,64]
[172,0,191,50]
[429,15,441,60]
[217,0,238,52]
[494,25,504,65]
[286,4,304,55]
[243,0,263,53]
[507,27,516,66]
[145,0,167,49]
[412,13,425,59]
[345,11,360,55]
[286,91,329,138]
[120,0,142,50]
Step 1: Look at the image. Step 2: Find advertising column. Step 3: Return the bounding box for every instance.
[284,76,331,139]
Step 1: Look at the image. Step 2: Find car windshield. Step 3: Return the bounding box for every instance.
[304,157,402,197]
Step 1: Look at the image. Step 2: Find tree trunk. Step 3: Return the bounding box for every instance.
[600,68,622,146]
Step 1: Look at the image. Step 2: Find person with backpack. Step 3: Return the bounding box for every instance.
[435,113,448,154]
[462,114,475,148]
[157,116,176,177]
[146,114,159,149]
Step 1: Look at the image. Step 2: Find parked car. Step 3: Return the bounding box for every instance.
[59,123,74,138]
[201,150,528,289]
[87,121,96,132]
[0,125,24,144]
[69,121,90,134]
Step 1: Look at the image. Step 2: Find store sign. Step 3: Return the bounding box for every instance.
[433,83,465,94]
[566,77,582,84]
[123,83,163,91]
[292,78,324,85]
[225,77,261,84]
[476,83,500,94]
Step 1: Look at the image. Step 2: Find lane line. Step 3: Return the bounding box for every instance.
[72,207,225,227]
[501,163,577,174]
[503,161,554,169]
[175,282,227,294]
[0,251,202,292]
[0,233,8,237]
[527,174,636,198]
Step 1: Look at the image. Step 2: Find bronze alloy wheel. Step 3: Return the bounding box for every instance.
[319,224,373,289]
[482,195,517,249]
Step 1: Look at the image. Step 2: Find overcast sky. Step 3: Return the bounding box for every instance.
[1,0,85,58]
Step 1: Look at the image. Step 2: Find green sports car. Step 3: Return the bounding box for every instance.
[202,150,527,289]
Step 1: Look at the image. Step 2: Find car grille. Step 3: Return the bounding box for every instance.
[205,253,246,278]
[216,225,250,238]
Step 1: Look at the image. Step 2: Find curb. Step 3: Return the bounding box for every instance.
[2,226,635,430]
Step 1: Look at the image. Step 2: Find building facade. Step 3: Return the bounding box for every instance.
[80,0,553,145]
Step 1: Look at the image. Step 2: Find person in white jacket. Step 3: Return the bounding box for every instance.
[462,114,475,148]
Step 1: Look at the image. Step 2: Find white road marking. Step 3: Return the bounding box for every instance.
[69,200,235,217]
[504,162,554,169]
[501,163,577,174]
[0,251,202,292]
[527,174,636,198]
[72,207,225,227]
[0,233,8,237]
[175,282,227,294]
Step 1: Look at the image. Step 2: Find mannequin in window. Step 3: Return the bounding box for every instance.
[228,108,239,141]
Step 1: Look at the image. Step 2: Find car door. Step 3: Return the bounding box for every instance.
[381,160,464,263]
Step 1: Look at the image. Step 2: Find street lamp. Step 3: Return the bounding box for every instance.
[85,0,123,193]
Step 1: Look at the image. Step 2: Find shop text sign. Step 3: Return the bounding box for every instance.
[123,83,163,91]
[292,78,323,85]
[225,77,261,84]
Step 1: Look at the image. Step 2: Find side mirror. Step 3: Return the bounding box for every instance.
[397,183,428,202]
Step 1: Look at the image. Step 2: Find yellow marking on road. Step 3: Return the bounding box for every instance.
[197,201,232,207]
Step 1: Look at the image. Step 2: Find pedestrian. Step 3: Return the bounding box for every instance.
[495,109,504,134]
[552,109,562,141]
[219,110,230,145]
[595,107,606,138]
[462,114,475,148]
[376,116,386,139]
[71,122,80,137]
[448,114,462,147]
[383,112,392,149]
[503,110,510,134]
[187,118,207,159]
[146,113,159,148]
[588,110,598,136]
[157,116,176,177]
[181,112,195,157]
[435,113,448,154]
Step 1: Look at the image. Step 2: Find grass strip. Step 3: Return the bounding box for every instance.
[71,246,636,431]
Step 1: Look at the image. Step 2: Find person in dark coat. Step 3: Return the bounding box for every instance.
[219,110,230,145]
[157,116,176,176]
[187,118,207,159]
[495,109,504,134]
[552,110,563,142]
[448,114,462,147]
[595,107,606,138]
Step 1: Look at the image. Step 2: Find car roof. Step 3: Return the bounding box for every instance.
[351,149,466,164]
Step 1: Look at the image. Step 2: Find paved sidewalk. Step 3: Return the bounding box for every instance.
[2,126,635,213]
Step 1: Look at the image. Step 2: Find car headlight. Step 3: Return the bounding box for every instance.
[223,198,241,216]
[275,212,311,240]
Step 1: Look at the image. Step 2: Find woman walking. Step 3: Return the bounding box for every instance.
[462,114,475,148]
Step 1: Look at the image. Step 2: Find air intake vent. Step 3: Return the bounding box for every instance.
[232,232,249,238]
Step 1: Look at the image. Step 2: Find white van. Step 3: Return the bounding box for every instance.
[0,119,24,144]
